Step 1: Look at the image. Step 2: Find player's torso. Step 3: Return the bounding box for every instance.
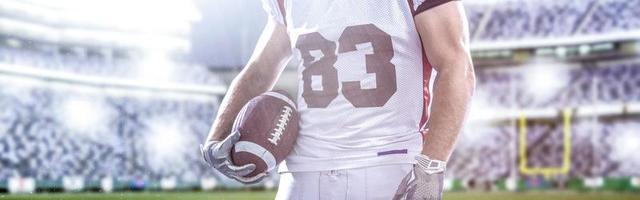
[282,0,430,170]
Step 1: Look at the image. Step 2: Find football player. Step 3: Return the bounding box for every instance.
[201,0,475,199]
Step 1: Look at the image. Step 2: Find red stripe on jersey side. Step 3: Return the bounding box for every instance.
[419,46,433,132]
[410,0,434,133]
[277,0,287,26]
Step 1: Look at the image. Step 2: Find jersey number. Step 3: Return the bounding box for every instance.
[297,24,397,108]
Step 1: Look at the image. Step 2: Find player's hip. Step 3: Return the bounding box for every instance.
[279,131,422,172]
[276,164,413,200]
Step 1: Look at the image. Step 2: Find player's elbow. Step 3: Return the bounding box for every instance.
[433,54,476,96]
[464,59,476,97]
[457,59,475,98]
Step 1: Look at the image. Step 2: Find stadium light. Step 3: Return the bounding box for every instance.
[27,0,200,33]
[468,89,496,122]
[6,38,21,48]
[137,51,176,83]
[151,125,184,157]
[145,118,189,167]
[0,74,38,98]
[555,47,568,58]
[579,44,591,55]
[463,88,500,146]
[610,128,640,162]
[61,98,110,133]
[13,0,200,50]
[523,59,569,103]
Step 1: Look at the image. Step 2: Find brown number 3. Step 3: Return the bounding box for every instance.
[297,24,397,108]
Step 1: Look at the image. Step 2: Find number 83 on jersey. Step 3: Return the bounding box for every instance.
[296,24,398,109]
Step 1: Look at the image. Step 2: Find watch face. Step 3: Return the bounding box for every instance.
[428,160,444,168]
[424,165,446,174]
[424,169,445,175]
[415,155,447,174]
[422,159,446,174]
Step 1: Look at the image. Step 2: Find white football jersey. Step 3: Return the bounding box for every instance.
[261,0,453,172]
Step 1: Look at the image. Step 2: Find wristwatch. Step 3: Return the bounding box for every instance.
[415,155,447,174]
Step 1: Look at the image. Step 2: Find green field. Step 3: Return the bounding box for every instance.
[0,191,638,200]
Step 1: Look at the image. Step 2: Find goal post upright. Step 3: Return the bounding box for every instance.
[518,108,573,179]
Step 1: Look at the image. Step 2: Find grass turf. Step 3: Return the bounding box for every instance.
[0,191,638,200]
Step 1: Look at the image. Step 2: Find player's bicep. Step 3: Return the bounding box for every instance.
[414,1,470,72]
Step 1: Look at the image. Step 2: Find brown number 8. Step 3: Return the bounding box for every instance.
[297,24,397,108]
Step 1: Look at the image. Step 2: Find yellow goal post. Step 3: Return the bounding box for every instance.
[518,109,572,178]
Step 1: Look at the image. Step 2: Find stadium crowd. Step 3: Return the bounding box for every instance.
[476,61,640,109]
[1,0,640,188]
[0,85,219,182]
[470,0,640,40]
[0,45,222,86]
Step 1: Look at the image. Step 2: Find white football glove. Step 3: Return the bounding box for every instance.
[200,131,267,184]
[393,155,446,200]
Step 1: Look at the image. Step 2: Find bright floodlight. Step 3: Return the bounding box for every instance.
[0,67,41,96]
[467,89,496,123]
[611,127,640,162]
[62,98,108,132]
[523,59,570,102]
[145,118,189,168]
[26,0,201,33]
[153,127,184,156]
[137,52,175,83]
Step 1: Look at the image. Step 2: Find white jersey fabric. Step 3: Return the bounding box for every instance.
[261,0,452,172]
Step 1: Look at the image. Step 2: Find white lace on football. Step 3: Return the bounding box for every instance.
[268,105,293,146]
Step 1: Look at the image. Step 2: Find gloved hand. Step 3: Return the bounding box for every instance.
[200,131,267,184]
[393,155,446,200]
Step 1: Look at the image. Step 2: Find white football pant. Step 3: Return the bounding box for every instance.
[275,164,412,200]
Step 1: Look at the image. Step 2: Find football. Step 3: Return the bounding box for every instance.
[230,90,299,178]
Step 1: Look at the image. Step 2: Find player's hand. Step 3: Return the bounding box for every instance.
[393,155,446,200]
[200,131,267,184]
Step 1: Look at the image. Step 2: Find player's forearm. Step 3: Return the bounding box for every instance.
[205,20,292,142]
[206,68,277,141]
[421,57,475,161]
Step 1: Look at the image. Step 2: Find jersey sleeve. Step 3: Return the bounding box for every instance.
[261,0,286,25]
[411,0,459,16]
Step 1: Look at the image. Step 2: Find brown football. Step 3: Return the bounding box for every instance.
[230,90,299,178]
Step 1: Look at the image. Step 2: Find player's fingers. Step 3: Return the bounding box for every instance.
[391,193,405,200]
[215,142,231,155]
[426,173,445,200]
[230,175,251,184]
[199,144,205,156]
[231,172,267,184]
[392,185,408,200]
[227,130,241,143]
[246,172,268,183]
[213,158,228,169]
[215,132,240,155]
[227,162,256,177]
[214,163,248,179]
[392,171,413,200]
[200,144,211,164]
